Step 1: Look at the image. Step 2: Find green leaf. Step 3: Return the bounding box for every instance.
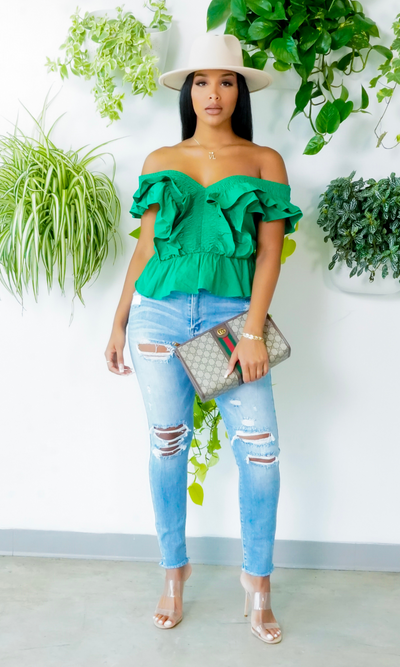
[270,35,302,65]
[208,452,220,467]
[129,226,140,238]
[202,399,217,411]
[273,60,292,71]
[341,100,353,121]
[287,11,306,36]
[188,481,204,505]
[225,15,249,40]
[299,26,320,51]
[251,50,268,70]
[294,81,313,111]
[295,45,316,80]
[330,26,353,50]
[207,0,231,30]
[230,0,247,22]
[360,85,369,109]
[315,101,341,134]
[315,29,331,54]
[269,2,286,21]
[340,83,349,101]
[196,463,208,483]
[377,87,394,102]
[281,237,296,263]
[190,455,200,469]
[248,18,276,41]
[372,45,393,61]
[247,1,272,16]
[336,53,352,72]
[242,49,252,66]
[303,134,325,155]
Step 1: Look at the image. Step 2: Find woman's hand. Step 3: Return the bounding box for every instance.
[224,336,269,383]
[104,326,133,376]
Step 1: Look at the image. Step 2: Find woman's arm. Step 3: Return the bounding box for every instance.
[224,149,288,383]
[111,209,157,330]
[105,153,161,375]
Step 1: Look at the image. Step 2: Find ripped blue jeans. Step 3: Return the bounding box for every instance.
[127,288,280,577]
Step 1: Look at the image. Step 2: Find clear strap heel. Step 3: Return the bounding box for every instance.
[240,571,282,644]
[153,563,192,629]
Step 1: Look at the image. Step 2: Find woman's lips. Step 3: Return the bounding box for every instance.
[205,107,222,114]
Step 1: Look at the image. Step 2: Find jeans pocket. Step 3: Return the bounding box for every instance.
[131,290,142,307]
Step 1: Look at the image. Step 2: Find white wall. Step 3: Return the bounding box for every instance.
[1,0,399,546]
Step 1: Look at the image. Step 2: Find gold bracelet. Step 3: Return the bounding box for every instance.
[241,332,264,341]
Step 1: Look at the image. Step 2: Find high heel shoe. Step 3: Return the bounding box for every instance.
[153,563,192,629]
[240,571,282,644]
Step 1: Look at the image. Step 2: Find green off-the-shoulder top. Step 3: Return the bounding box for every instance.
[129,169,303,300]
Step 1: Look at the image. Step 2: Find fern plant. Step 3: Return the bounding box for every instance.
[316,170,400,281]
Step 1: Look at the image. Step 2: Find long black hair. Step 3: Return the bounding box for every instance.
[179,71,253,142]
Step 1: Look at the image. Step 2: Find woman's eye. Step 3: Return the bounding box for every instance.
[196,81,232,86]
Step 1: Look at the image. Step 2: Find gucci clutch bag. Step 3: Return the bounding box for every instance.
[172,311,291,402]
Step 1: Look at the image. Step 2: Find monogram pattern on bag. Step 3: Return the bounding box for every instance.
[178,332,239,401]
[177,313,290,401]
[228,314,290,367]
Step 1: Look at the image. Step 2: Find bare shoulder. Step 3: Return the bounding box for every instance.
[257,146,289,186]
[141,146,176,175]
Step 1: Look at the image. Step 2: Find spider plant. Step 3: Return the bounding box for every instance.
[0,94,122,311]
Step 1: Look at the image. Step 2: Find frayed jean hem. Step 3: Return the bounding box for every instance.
[241,564,275,577]
[159,557,190,569]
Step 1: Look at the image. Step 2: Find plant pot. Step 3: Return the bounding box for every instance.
[145,24,172,74]
[329,260,400,295]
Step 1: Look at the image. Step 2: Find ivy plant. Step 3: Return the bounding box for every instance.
[187,395,224,505]
[206,0,393,155]
[0,93,121,318]
[370,11,400,150]
[316,170,400,282]
[45,1,172,125]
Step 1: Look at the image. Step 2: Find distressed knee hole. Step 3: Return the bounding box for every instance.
[241,432,271,440]
[151,423,190,458]
[247,455,278,465]
[231,430,276,446]
[137,342,175,360]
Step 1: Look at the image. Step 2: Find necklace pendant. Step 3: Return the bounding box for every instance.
[209,151,216,160]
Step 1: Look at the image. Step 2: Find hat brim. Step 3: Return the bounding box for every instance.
[158,66,273,93]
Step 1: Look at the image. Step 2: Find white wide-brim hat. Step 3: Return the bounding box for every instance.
[158,33,273,93]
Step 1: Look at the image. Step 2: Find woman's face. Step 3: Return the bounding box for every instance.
[191,69,239,125]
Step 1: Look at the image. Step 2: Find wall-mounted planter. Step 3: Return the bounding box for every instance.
[146,24,171,74]
[329,261,400,295]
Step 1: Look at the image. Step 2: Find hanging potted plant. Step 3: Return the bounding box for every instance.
[206,0,393,155]
[45,1,172,126]
[0,92,122,317]
[316,170,400,295]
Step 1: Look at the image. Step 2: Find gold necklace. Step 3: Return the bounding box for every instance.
[192,136,238,160]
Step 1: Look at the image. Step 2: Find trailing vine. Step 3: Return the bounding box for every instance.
[206,1,395,154]
[45,2,172,125]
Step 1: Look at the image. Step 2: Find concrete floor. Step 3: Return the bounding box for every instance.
[0,556,399,667]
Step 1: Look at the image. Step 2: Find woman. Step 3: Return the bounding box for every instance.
[105,33,303,644]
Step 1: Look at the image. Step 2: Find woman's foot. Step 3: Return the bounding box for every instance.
[241,571,281,642]
[153,562,192,628]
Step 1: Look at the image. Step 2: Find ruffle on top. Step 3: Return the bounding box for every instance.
[204,178,303,237]
[129,171,303,299]
[129,172,191,260]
